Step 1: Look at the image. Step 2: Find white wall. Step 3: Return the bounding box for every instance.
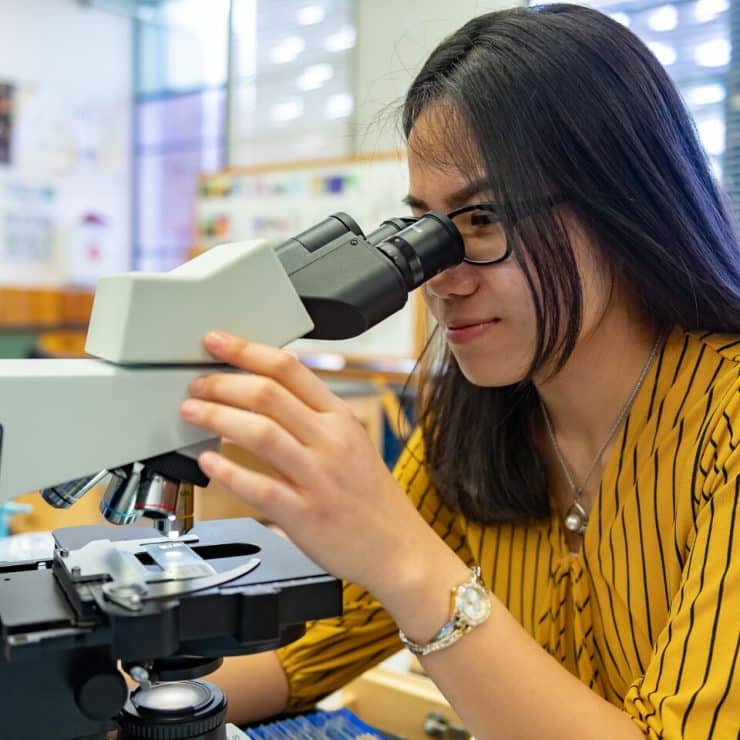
[352,0,520,153]
[0,0,132,286]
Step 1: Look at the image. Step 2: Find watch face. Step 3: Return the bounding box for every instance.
[455,582,491,625]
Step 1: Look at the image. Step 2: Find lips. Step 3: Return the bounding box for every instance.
[443,318,501,345]
[445,318,499,330]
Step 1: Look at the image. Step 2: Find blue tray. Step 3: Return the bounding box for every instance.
[243,707,386,738]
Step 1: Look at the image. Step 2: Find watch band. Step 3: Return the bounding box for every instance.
[398,566,491,657]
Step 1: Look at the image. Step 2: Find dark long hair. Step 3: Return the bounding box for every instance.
[403,3,740,524]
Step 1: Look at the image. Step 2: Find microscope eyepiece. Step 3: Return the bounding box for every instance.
[374,212,464,291]
[276,209,464,340]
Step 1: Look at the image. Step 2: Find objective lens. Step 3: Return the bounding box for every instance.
[135,470,180,520]
[100,463,143,525]
[153,481,195,537]
[375,212,463,290]
[41,470,109,509]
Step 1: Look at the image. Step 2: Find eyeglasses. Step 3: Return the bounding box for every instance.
[446,203,511,265]
[408,196,565,266]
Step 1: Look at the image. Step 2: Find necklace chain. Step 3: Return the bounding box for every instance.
[539,334,663,533]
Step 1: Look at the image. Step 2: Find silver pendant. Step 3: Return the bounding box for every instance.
[564,501,588,534]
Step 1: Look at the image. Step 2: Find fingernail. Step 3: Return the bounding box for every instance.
[180,400,199,419]
[205,331,230,350]
[189,377,205,394]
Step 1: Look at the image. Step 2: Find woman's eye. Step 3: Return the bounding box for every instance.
[470,212,494,226]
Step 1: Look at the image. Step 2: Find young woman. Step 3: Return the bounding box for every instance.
[179,5,740,738]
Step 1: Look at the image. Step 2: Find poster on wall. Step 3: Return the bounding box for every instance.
[0,83,13,165]
[0,177,60,285]
[3,180,56,263]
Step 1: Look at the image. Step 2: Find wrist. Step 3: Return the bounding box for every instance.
[399,566,491,657]
[381,540,472,644]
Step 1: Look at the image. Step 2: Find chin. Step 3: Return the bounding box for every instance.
[455,358,527,388]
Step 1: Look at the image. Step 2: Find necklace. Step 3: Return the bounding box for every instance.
[539,334,662,535]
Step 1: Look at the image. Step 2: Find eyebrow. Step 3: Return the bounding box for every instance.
[402,178,491,212]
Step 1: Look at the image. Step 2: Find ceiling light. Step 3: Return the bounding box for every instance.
[686,83,726,105]
[297,64,334,91]
[695,0,729,23]
[697,117,725,155]
[272,100,304,122]
[326,27,356,53]
[325,93,354,118]
[298,5,325,25]
[609,12,631,27]
[647,41,677,66]
[271,37,306,64]
[647,5,678,32]
[694,38,731,67]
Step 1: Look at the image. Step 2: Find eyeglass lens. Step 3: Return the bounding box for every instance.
[449,207,508,263]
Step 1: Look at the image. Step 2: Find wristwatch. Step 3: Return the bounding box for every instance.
[398,566,492,657]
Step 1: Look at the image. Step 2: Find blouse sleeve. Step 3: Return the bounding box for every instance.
[275,428,475,713]
[623,382,740,738]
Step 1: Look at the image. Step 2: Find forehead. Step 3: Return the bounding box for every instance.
[406,105,490,208]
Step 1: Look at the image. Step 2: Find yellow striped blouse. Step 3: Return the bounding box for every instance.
[276,327,740,739]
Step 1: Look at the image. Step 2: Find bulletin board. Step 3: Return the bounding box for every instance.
[0,81,130,290]
[196,152,428,362]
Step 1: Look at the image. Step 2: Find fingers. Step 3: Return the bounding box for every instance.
[188,373,324,446]
[181,400,319,489]
[198,451,305,524]
[203,332,342,413]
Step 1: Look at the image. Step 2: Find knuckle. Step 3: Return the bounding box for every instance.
[258,480,281,508]
[272,351,298,379]
[198,404,217,425]
[250,377,277,408]
[219,462,239,489]
[335,400,359,425]
[311,499,334,526]
[252,419,277,447]
[202,375,222,397]
[230,338,249,359]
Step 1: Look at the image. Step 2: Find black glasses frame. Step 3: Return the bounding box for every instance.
[402,196,565,266]
[445,203,511,266]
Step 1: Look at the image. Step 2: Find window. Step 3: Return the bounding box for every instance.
[132,0,356,270]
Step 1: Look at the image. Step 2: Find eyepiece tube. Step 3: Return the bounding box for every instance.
[275,212,362,258]
[375,212,464,290]
[364,218,416,246]
[42,470,109,509]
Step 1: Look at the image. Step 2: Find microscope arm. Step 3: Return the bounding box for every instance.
[0,238,314,503]
[0,360,225,503]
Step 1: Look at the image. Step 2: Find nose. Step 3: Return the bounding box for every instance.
[424,262,478,299]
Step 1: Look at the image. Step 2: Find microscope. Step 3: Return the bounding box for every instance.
[0,211,463,739]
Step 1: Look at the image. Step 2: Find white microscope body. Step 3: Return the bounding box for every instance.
[0,239,313,504]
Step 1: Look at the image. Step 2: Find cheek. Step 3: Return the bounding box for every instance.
[421,284,444,322]
[484,262,536,320]
[575,257,612,333]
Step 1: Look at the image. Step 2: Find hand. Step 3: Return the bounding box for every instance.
[179,331,448,608]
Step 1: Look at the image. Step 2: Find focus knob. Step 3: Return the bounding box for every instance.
[76,670,128,721]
